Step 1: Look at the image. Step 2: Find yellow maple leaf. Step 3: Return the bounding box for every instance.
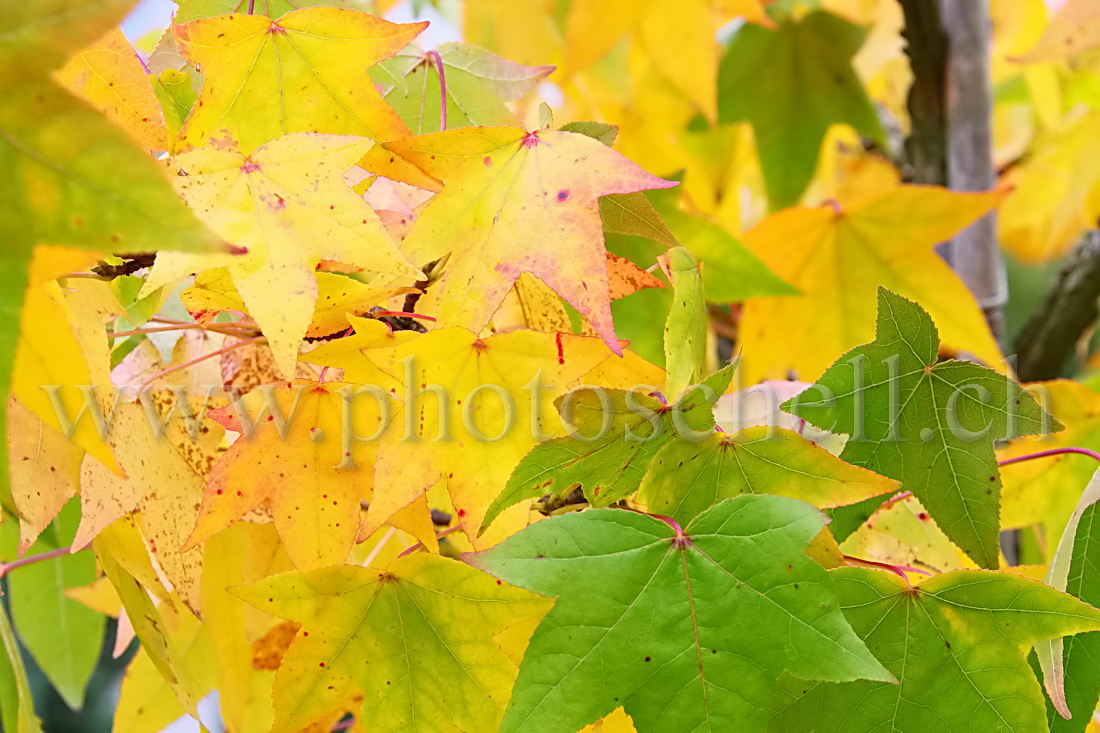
[1013,0,1100,63]
[306,318,664,547]
[144,133,422,377]
[6,396,82,554]
[54,26,167,151]
[385,126,676,356]
[232,554,553,732]
[74,398,214,611]
[999,380,1100,543]
[464,0,564,68]
[180,267,415,337]
[171,6,435,188]
[738,184,1006,384]
[184,379,436,570]
[173,7,424,154]
[1000,111,1100,263]
[200,523,294,733]
[13,247,122,476]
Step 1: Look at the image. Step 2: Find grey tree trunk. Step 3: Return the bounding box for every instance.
[940,0,1006,339]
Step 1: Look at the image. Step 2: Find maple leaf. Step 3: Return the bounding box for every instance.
[468,496,892,733]
[14,249,123,476]
[374,42,554,134]
[999,111,1100,264]
[770,568,1100,732]
[483,365,734,531]
[659,247,707,397]
[113,602,216,733]
[232,554,554,733]
[839,494,976,575]
[199,522,294,732]
[999,380,1100,538]
[173,0,353,22]
[738,184,1006,385]
[637,427,899,525]
[305,318,664,546]
[384,126,676,355]
[1038,471,1100,732]
[0,0,221,499]
[784,288,1058,569]
[144,133,422,377]
[1014,0,1100,63]
[7,501,104,711]
[74,397,215,611]
[718,10,885,207]
[463,0,563,69]
[54,26,168,151]
[563,0,772,122]
[94,519,209,715]
[184,379,434,570]
[173,7,424,154]
[179,268,414,338]
[6,396,82,554]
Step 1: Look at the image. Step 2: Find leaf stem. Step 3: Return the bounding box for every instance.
[373,310,437,322]
[425,50,448,131]
[108,323,256,339]
[247,0,255,14]
[842,555,930,583]
[998,447,1100,468]
[397,525,462,558]
[0,547,81,580]
[138,334,265,392]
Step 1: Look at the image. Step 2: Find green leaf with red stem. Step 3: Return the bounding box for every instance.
[468,495,892,733]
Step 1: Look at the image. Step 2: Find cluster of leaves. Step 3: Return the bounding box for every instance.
[5,0,1100,732]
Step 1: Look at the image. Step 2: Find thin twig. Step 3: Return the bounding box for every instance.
[1,547,84,579]
[397,526,462,558]
[998,447,1100,468]
[372,311,437,322]
[362,527,397,568]
[108,323,255,339]
[425,50,448,131]
[138,335,265,392]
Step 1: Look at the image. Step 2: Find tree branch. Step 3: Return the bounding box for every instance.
[899,0,949,186]
[1014,231,1100,382]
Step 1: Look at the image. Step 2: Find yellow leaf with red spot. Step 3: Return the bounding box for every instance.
[54,27,167,151]
[185,379,435,570]
[306,318,664,547]
[738,184,1006,384]
[385,127,675,356]
[144,133,422,378]
[6,396,82,554]
[74,396,216,611]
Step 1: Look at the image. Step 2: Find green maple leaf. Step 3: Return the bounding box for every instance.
[232,554,553,733]
[637,426,899,525]
[469,495,893,733]
[770,567,1100,732]
[1034,467,1100,732]
[718,10,885,208]
[373,42,554,133]
[784,287,1058,569]
[481,364,734,533]
[0,0,219,502]
[1048,499,1100,732]
[172,0,353,22]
